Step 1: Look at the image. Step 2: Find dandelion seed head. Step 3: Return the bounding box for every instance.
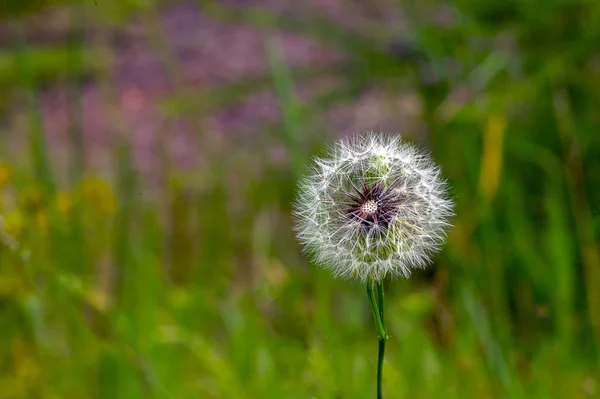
[293,133,454,282]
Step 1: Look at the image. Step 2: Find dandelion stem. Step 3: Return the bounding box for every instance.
[377,338,385,399]
[367,279,388,398]
[377,281,385,329]
[376,282,386,399]
[366,280,387,340]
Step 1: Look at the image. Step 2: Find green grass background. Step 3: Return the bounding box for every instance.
[1,0,600,398]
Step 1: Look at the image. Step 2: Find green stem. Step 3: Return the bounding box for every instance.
[366,280,388,340]
[377,281,385,329]
[377,339,385,399]
[376,282,386,399]
[366,279,388,399]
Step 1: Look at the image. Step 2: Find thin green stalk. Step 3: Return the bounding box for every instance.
[10,21,55,196]
[376,282,386,399]
[264,36,304,176]
[377,339,385,399]
[377,281,385,328]
[67,4,85,182]
[366,280,387,340]
[367,279,388,399]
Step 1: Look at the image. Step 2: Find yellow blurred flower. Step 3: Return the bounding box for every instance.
[57,191,74,217]
[2,210,24,238]
[16,186,49,235]
[478,114,506,200]
[0,162,12,211]
[36,211,48,231]
[0,161,11,188]
[78,177,117,215]
[12,338,41,382]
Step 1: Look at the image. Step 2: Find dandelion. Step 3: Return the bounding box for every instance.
[293,133,454,398]
[294,133,453,282]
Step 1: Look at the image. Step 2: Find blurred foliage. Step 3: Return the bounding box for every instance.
[1,0,600,398]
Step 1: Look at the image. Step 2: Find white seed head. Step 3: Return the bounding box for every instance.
[293,133,454,282]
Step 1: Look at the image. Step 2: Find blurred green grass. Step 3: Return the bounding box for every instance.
[1,0,600,398]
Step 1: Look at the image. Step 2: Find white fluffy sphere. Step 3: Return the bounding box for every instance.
[293,133,454,282]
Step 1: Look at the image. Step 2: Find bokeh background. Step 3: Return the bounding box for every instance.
[1,0,600,398]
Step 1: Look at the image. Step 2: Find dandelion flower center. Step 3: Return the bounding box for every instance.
[345,181,400,234]
[361,200,378,215]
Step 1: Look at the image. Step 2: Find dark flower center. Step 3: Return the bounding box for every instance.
[345,181,398,233]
